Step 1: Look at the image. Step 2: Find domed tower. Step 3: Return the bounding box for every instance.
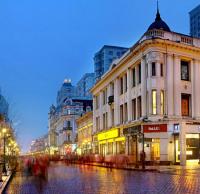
[147,2,170,32]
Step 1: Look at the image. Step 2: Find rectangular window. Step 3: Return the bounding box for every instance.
[96,117,100,131]
[181,94,190,116]
[103,113,106,129]
[132,68,136,87]
[105,112,108,129]
[138,64,141,84]
[111,108,114,126]
[95,95,99,110]
[103,91,106,105]
[137,96,142,119]
[181,61,190,81]
[124,103,128,122]
[124,74,127,92]
[160,63,163,77]
[152,62,156,76]
[132,99,136,120]
[152,90,157,115]
[120,105,123,124]
[111,82,114,95]
[160,90,164,115]
[120,77,123,95]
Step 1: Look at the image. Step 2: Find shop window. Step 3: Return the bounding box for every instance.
[116,141,125,154]
[132,68,136,87]
[107,142,113,155]
[181,60,190,81]
[160,90,164,115]
[151,139,160,161]
[137,96,142,119]
[152,90,157,115]
[181,94,191,116]
[186,134,200,160]
[152,62,156,76]
[132,99,136,120]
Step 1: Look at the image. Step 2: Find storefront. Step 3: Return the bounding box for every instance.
[123,125,141,163]
[175,134,200,164]
[97,128,125,156]
[143,124,169,164]
[173,122,200,165]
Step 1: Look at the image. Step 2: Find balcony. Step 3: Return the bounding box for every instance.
[63,127,72,131]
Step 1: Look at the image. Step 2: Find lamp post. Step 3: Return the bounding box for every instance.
[2,128,7,175]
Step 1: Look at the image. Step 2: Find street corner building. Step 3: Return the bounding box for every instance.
[91,8,200,166]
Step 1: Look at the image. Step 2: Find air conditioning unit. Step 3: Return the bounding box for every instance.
[108,95,114,105]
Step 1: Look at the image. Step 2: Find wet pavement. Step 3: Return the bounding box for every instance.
[4,161,200,194]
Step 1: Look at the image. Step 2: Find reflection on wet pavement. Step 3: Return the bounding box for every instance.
[4,161,200,194]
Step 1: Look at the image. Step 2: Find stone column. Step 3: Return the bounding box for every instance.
[166,54,174,116]
[141,57,147,117]
[193,60,200,119]
[127,68,132,121]
[147,60,152,115]
[179,122,186,166]
[174,55,181,117]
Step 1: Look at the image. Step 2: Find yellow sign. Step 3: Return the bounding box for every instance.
[98,129,119,141]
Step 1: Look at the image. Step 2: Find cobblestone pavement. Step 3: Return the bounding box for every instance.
[4,162,200,194]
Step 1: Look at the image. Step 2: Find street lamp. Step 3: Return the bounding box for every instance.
[2,128,7,175]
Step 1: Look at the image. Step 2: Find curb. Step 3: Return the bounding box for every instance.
[0,172,14,194]
[73,162,158,172]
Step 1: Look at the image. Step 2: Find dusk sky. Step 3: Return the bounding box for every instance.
[0,0,199,152]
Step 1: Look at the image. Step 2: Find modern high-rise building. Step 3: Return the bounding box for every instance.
[76,73,95,98]
[189,4,200,37]
[94,45,128,81]
[56,79,76,107]
[0,92,9,121]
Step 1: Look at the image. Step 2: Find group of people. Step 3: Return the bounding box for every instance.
[22,155,50,179]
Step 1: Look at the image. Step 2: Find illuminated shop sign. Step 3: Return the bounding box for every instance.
[98,129,119,141]
[143,124,167,133]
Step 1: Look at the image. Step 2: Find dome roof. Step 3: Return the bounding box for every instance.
[148,8,170,32]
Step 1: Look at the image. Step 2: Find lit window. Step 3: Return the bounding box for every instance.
[160,90,164,115]
[152,90,157,115]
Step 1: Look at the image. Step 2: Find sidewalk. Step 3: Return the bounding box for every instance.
[0,172,13,193]
[75,162,200,174]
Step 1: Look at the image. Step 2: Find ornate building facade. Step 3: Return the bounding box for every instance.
[91,9,200,166]
[48,79,92,155]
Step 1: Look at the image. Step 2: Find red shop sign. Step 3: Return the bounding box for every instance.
[143,124,167,133]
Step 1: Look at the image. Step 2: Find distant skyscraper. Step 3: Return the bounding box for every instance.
[76,73,95,98]
[56,79,76,107]
[190,5,200,38]
[94,45,128,81]
[0,93,9,121]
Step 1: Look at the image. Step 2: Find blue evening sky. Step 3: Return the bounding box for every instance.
[0,0,198,152]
